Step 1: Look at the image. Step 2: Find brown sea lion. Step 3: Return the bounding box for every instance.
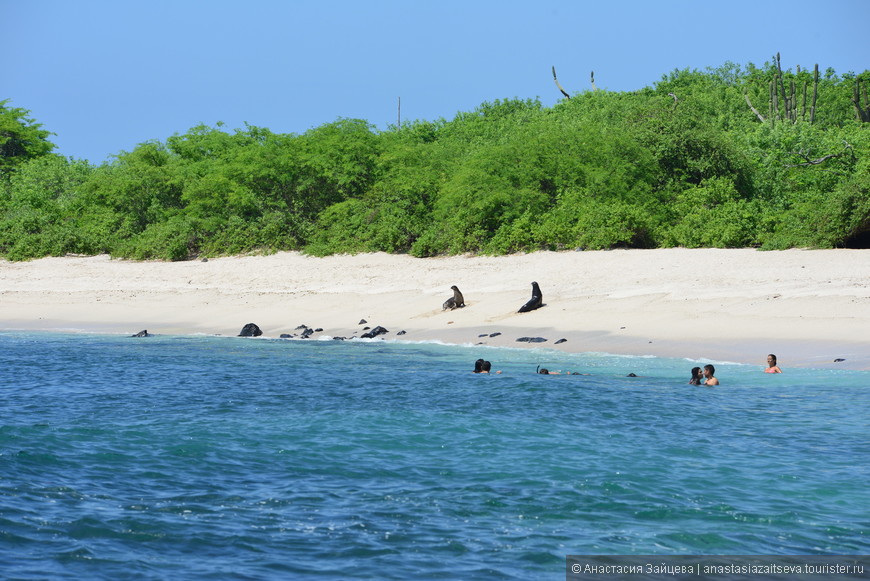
[442,285,465,310]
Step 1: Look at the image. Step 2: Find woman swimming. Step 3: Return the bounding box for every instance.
[764,354,782,373]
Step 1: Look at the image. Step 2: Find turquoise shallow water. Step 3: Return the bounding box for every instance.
[1,332,868,580]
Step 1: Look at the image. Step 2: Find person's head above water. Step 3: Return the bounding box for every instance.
[473,359,485,373]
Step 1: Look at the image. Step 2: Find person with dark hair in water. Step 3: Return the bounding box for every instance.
[480,360,501,374]
[702,364,719,386]
[537,366,567,375]
[473,359,485,373]
[765,354,783,373]
[688,367,702,385]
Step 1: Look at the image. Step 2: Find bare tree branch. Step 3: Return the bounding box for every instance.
[784,141,853,167]
[744,90,766,122]
[552,66,570,99]
[785,153,843,166]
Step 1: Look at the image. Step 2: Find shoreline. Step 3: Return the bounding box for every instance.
[2,249,869,370]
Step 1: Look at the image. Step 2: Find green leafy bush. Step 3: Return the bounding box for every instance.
[2,59,869,261]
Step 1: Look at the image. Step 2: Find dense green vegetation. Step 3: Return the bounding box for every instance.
[2,58,869,261]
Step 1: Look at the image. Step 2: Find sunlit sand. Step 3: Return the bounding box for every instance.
[2,249,868,370]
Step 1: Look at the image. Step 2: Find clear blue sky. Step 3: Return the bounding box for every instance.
[3,0,868,163]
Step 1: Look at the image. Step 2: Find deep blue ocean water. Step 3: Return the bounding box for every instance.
[1,331,868,580]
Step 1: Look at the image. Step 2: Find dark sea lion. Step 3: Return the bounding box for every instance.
[442,285,465,310]
[518,281,543,313]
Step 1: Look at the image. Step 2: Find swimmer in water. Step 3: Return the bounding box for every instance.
[702,364,719,386]
[481,361,502,374]
[764,354,782,373]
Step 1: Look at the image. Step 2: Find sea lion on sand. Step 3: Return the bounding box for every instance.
[442,285,465,310]
[518,281,543,313]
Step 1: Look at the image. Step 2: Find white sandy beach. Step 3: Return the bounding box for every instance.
[1,248,869,370]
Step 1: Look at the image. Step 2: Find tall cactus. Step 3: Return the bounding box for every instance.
[853,77,870,122]
[753,54,819,125]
